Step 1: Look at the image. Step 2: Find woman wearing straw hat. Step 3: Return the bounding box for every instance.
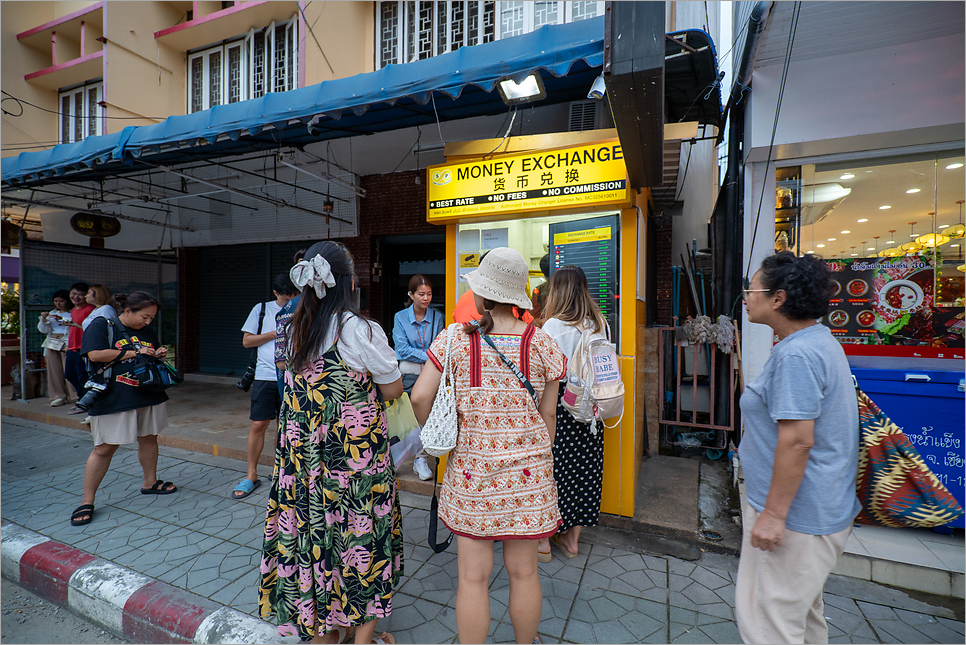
[411,247,566,645]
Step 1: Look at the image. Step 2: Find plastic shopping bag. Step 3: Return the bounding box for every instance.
[386,393,422,466]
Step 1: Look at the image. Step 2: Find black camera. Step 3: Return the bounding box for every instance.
[236,361,256,391]
[75,379,108,411]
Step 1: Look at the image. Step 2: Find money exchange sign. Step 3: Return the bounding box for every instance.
[426,139,630,221]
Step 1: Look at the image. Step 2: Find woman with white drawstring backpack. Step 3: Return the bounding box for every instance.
[538,264,619,561]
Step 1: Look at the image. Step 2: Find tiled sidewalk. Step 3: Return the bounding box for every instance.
[2,417,964,644]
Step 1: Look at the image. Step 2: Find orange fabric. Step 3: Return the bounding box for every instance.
[453,289,534,324]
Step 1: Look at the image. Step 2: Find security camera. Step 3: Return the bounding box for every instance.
[587,76,606,100]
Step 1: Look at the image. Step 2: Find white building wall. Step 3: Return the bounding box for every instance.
[746,32,965,162]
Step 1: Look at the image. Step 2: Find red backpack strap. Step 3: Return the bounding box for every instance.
[520,325,536,379]
[469,329,482,388]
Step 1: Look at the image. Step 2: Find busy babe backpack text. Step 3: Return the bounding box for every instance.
[561,324,624,429]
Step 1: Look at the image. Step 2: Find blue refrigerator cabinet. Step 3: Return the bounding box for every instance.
[852,367,966,530]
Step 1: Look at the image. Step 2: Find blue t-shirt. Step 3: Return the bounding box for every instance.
[738,324,862,535]
[392,305,444,364]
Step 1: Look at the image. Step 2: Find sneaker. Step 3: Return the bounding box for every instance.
[413,456,433,481]
[81,416,91,425]
[50,398,66,407]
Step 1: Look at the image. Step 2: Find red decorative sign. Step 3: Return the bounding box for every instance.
[822,256,964,359]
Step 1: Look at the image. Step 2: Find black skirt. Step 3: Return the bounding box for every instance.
[552,390,604,531]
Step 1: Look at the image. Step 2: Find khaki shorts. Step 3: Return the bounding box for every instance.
[91,403,168,446]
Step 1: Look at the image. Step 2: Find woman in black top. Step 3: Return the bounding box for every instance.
[70,292,175,526]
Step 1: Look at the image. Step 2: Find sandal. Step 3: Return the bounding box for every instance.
[537,549,552,563]
[373,633,394,645]
[141,480,177,495]
[70,504,95,526]
[551,533,578,559]
[231,478,261,499]
[67,406,86,415]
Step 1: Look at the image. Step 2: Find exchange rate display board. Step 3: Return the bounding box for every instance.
[549,215,620,345]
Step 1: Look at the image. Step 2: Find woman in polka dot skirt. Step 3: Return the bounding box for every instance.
[538,265,609,560]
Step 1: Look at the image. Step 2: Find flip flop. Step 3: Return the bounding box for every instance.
[231,478,261,499]
[373,633,395,645]
[70,504,95,526]
[550,533,578,559]
[141,480,178,495]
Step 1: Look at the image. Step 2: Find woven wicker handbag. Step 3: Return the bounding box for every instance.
[420,323,459,458]
[855,387,964,528]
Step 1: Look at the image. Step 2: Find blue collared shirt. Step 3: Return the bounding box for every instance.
[392,304,444,363]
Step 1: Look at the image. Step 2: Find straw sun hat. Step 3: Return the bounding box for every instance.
[464,247,533,310]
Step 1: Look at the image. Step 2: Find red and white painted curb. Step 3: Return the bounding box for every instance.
[1,520,282,644]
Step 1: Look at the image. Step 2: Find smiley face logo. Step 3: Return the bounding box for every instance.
[432,169,452,186]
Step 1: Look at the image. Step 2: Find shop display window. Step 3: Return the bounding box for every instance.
[775,151,965,354]
[456,210,620,341]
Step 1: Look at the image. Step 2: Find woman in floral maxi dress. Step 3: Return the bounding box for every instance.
[411,248,566,645]
[259,241,404,645]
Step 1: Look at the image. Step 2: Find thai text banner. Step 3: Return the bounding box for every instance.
[426,140,630,221]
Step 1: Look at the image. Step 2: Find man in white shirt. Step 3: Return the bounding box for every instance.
[233,274,298,499]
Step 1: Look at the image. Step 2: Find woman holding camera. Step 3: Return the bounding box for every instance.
[70,291,174,527]
[260,241,404,645]
[39,289,74,407]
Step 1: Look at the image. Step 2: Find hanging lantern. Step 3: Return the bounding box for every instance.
[916,232,951,247]
[878,230,900,257]
[948,200,965,238]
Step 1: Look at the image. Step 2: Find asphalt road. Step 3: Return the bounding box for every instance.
[1,577,129,644]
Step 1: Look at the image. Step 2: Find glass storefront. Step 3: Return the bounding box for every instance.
[775,150,965,354]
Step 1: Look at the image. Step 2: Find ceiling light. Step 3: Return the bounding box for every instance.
[840,173,855,179]
[879,205,891,210]
[951,244,960,248]
[806,250,814,254]
[917,233,950,247]
[866,247,875,251]
[841,230,851,234]
[939,224,950,229]
[827,237,836,241]
[945,163,964,170]
[906,188,921,193]
[851,253,858,256]
[498,73,546,105]
[857,218,868,223]
[817,244,825,248]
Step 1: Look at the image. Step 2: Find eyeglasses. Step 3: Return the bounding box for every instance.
[741,289,770,300]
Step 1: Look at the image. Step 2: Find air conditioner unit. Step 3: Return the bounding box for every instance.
[568,100,599,132]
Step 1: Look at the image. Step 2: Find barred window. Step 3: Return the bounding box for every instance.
[376,1,601,68]
[187,16,298,113]
[59,81,103,144]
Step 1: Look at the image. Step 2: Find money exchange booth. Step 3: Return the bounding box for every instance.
[426,131,648,516]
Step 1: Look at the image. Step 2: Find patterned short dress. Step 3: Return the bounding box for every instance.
[553,390,604,531]
[258,344,404,640]
[427,325,567,539]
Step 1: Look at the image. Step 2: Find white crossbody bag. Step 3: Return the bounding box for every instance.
[420,323,460,458]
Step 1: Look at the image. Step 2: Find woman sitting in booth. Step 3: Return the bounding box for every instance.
[392,274,443,481]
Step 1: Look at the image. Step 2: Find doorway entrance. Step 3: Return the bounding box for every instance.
[380,233,445,338]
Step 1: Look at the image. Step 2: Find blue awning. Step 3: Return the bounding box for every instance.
[2,18,604,188]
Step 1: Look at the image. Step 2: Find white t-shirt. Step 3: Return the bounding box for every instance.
[314,312,401,384]
[242,300,283,381]
[82,304,117,331]
[542,317,611,382]
[38,310,71,336]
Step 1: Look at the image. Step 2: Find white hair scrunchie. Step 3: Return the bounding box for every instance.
[290,254,337,299]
